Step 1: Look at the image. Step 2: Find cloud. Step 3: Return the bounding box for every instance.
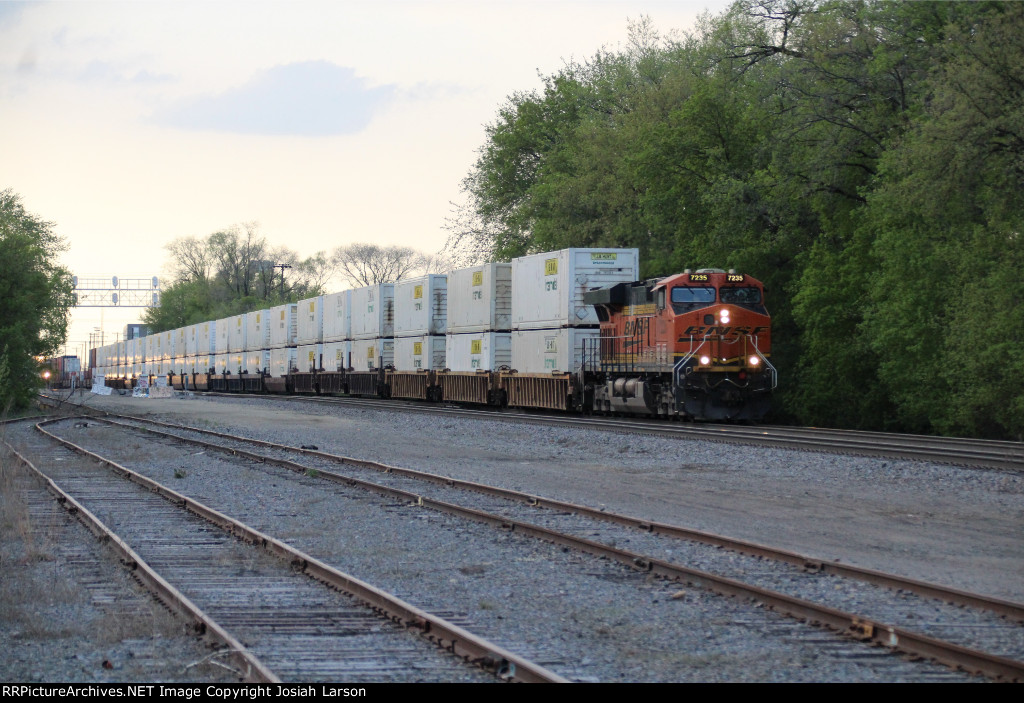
[152,61,395,136]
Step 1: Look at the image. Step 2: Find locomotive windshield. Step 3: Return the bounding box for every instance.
[720,286,767,314]
[670,286,716,312]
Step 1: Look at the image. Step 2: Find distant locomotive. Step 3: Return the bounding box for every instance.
[583,269,775,421]
[44,355,82,389]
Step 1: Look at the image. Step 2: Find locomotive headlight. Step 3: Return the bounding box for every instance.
[719,309,731,324]
[748,356,760,367]
[699,355,711,366]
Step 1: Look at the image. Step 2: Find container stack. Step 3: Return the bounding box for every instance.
[268,303,298,379]
[510,248,639,374]
[244,309,271,374]
[350,284,394,371]
[394,275,447,371]
[445,263,512,372]
[321,290,351,372]
[295,295,324,373]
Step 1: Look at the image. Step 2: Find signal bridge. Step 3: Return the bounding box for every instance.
[73,275,161,307]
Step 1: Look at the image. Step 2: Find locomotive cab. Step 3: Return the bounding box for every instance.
[583,269,775,421]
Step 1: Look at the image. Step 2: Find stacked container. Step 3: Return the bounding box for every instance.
[350,338,393,371]
[322,290,351,344]
[351,284,394,372]
[295,295,324,373]
[445,263,513,372]
[321,341,351,372]
[244,309,271,374]
[214,318,229,356]
[510,248,638,373]
[394,275,446,371]
[269,304,298,349]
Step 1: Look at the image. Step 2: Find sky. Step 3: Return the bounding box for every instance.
[0,0,732,359]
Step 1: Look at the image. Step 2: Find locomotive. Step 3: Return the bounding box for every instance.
[583,269,775,421]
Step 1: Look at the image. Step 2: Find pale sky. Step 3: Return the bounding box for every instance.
[0,0,732,358]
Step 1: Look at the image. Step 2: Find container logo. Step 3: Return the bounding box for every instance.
[413,342,422,355]
[414,285,423,299]
[472,271,483,286]
[309,302,315,312]
[470,339,482,355]
[544,258,558,276]
[544,336,557,353]
[591,252,618,263]
[367,346,375,358]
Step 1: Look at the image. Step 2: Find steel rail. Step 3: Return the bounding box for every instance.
[95,411,1024,624]
[71,415,1024,681]
[0,437,278,683]
[31,418,569,684]
[189,391,1024,472]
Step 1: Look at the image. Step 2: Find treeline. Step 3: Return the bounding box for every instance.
[145,224,444,332]
[143,223,335,332]
[448,1,1024,439]
[0,189,75,411]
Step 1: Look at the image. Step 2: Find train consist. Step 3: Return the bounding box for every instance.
[90,248,775,420]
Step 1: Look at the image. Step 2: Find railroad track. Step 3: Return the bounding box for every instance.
[2,418,567,683]
[187,391,1024,472]
[35,409,1024,681]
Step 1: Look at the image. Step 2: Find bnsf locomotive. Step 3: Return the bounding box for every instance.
[584,269,775,421]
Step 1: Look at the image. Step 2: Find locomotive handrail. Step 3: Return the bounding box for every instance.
[747,334,778,390]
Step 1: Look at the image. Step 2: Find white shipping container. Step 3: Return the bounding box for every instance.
[295,296,324,344]
[194,354,211,375]
[173,327,187,358]
[446,263,512,333]
[350,338,394,371]
[187,321,216,356]
[245,310,271,351]
[511,248,639,330]
[243,349,270,374]
[322,291,351,342]
[228,315,247,353]
[394,335,446,371]
[226,351,245,374]
[350,284,394,340]
[394,275,447,337]
[269,304,298,348]
[161,329,175,360]
[214,318,229,354]
[511,327,600,374]
[268,347,297,378]
[321,341,351,372]
[296,343,323,372]
[445,332,511,372]
[213,354,229,375]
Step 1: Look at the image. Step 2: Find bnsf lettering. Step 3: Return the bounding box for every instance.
[681,325,769,338]
[624,319,649,336]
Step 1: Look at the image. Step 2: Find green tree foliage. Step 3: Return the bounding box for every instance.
[144,223,335,332]
[0,189,74,411]
[454,1,1024,438]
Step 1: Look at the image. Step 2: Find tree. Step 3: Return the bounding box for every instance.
[331,243,425,286]
[0,189,74,411]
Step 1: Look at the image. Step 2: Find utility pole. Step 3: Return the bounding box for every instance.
[275,263,292,298]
